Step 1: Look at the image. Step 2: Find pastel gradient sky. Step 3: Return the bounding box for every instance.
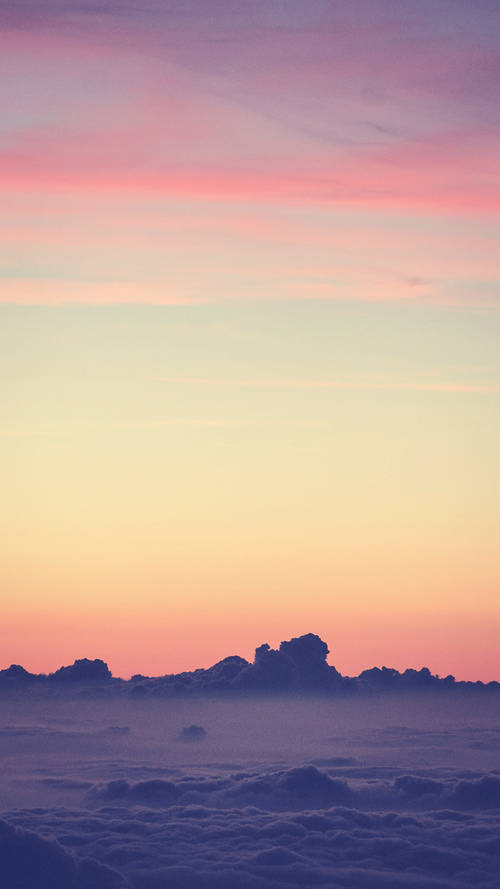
[1,1,499,680]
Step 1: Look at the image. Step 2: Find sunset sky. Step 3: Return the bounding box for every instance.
[2,0,499,680]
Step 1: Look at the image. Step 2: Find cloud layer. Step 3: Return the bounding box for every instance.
[2,634,498,695]
[4,765,500,889]
[1,671,500,888]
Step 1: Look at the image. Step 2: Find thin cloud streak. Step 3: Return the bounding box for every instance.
[156,377,500,394]
[0,418,256,439]
[0,279,212,306]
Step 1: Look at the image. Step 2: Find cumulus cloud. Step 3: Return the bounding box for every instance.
[2,634,500,697]
[450,776,500,810]
[230,634,343,693]
[177,724,207,742]
[4,783,500,889]
[0,664,35,683]
[51,658,112,682]
[3,634,500,698]
[0,818,127,889]
[85,765,500,819]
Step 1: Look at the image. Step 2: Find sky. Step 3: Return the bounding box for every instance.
[1,0,499,680]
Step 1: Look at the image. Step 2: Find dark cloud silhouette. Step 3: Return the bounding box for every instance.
[50,658,112,682]
[1,634,499,700]
[0,664,36,684]
[177,724,207,742]
[395,775,445,799]
[1,634,498,696]
[85,765,500,819]
[0,818,127,888]
[310,756,358,766]
[231,634,344,693]
[96,778,181,806]
[450,776,500,809]
[223,765,354,810]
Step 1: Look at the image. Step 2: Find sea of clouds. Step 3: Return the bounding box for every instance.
[1,680,499,889]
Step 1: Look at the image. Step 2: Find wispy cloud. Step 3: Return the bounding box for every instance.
[155,377,500,394]
[0,417,255,439]
[1,1,499,308]
[0,279,211,306]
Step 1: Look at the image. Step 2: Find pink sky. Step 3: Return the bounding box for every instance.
[1,0,499,681]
